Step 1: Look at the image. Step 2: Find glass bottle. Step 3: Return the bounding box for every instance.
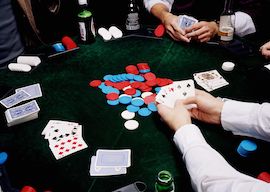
[155,170,175,192]
[218,0,235,41]
[77,0,96,43]
[125,0,140,32]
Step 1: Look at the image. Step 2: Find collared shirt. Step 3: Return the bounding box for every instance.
[173,100,270,192]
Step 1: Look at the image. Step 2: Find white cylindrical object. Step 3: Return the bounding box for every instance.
[222,61,235,71]
[8,63,31,72]
[17,56,41,67]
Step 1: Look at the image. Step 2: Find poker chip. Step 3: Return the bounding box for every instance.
[89,80,102,87]
[154,24,165,37]
[144,72,156,81]
[126,104,140,112]
[107,99,119,106]
[108,26,123,39]
[106,92,119,100]
[126,65,139,74]
[148,102,158,112]
[119,95,132,104]
[124,120,139,130]
[133,89,141,97]
[141,92,153,99]
[121,110,135,120]
[131,97,144,107]
[133,75,145,82]
[236,140,257,157]
[257,172,270,183]
[155,87,161,93]
[222,61,235,71]
[138,107,152,117]
[144,94,156,105]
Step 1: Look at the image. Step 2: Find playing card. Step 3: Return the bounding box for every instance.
[156,79,195,108]
[89,156,127,176]
[178,15,198,29]
[15,83,42,100]
[95,149,131,168]
[5,100,40,121]
[49,135,88,160]
[193,70,229,91]
[0,90,30,108]
[42,120,79,136]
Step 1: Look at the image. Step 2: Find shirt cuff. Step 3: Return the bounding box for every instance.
[144,0,172,12]
[173,124,208,157]
[221,100,259,136]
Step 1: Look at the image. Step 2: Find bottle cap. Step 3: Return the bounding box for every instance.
[78,10,92,18]
[222,61,235,71]
[0,152,8,165]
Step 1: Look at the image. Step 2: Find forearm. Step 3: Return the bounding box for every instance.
[221,100,270,142]
[149,3,172,24]
[173,124,270,192]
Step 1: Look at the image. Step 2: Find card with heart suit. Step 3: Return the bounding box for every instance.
[156,79,195,108]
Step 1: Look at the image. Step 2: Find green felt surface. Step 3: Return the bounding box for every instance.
[1,35,270,192]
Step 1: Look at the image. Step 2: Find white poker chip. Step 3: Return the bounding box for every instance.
[124,120,139,130]
[17,56,41,66]
[121,110,135,120]
[108,26,123,39]
[8,63,31,72]
[222,61,235,71]
[98,27,112,41]
[141,92,153,99]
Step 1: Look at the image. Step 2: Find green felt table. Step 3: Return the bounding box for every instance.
[1,34,270,192]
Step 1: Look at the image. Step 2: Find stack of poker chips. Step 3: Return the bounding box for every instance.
[89,62,173,130]
[236,139,257,157]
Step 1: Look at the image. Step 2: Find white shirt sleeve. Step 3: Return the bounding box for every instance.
[143,0,174,12]
[221,100,270,142]
[233,11,256,37]
[173,124,270,192]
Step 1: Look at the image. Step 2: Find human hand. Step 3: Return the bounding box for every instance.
[185,21,218,42]
[259,41,270,59]
[182,89,224,124]
[162,13,191,42]
[157,100,192,132]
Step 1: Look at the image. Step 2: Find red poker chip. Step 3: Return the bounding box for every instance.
[106,93,119,100]
[131,82,142,89]
[154,24,165,37]
[126,65,139,74]
[141,87,152,92]
[137,62,150,70]
[145,80,157,87]
[257,172,270,183]
[104,80,114,86]
[144,72,156,81]
[89,80,102,87]
[124,88,137,95]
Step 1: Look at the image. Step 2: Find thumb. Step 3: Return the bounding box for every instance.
[182,96,196,105]
[157,103,171,116]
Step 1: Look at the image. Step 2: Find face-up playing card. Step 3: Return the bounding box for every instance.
[178,15,198,29]
[156,79,195,108]
[49,135,88,160]
[193,70,229,91]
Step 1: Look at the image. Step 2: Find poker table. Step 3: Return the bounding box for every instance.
[1,33,270,192]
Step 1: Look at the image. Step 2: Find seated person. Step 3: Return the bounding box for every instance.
[143,0,262,43]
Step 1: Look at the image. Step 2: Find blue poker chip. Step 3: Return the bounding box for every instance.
[131,97,144,107]
[98,82,106,89]
[155,87,161,93]
[0,152,8,165]
[133,89,141,97]
[127,104,140,112]
[126,74,134,80]
[107,99,119,106]
[237,140,257,157]
[138,107,152,117]
[120,74,129,81]
[103,74,113,81]
[119,95,132,104]
[147,102,157,112]
[133,75,145,82]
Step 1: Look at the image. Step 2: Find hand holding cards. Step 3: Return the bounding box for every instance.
[178,15,198,29]
[156,79,196,109]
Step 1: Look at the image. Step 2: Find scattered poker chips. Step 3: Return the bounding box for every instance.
[89,62,173,130]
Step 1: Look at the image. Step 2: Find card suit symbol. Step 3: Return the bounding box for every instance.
[78,144,82,147]
[67,139,72,142]
[187,83,191,88]
[177,85,181,89]
[183,92,187,96]
[54,129,59,132]
[72,146,76,149]
[59,135,64,138]
[65,149,70,152]
[65,133,70,137]
[72,142,77,145]
[54,145,59,148]
[59,152,63,155]
[61,142,65,145]
[60,146,64,150]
